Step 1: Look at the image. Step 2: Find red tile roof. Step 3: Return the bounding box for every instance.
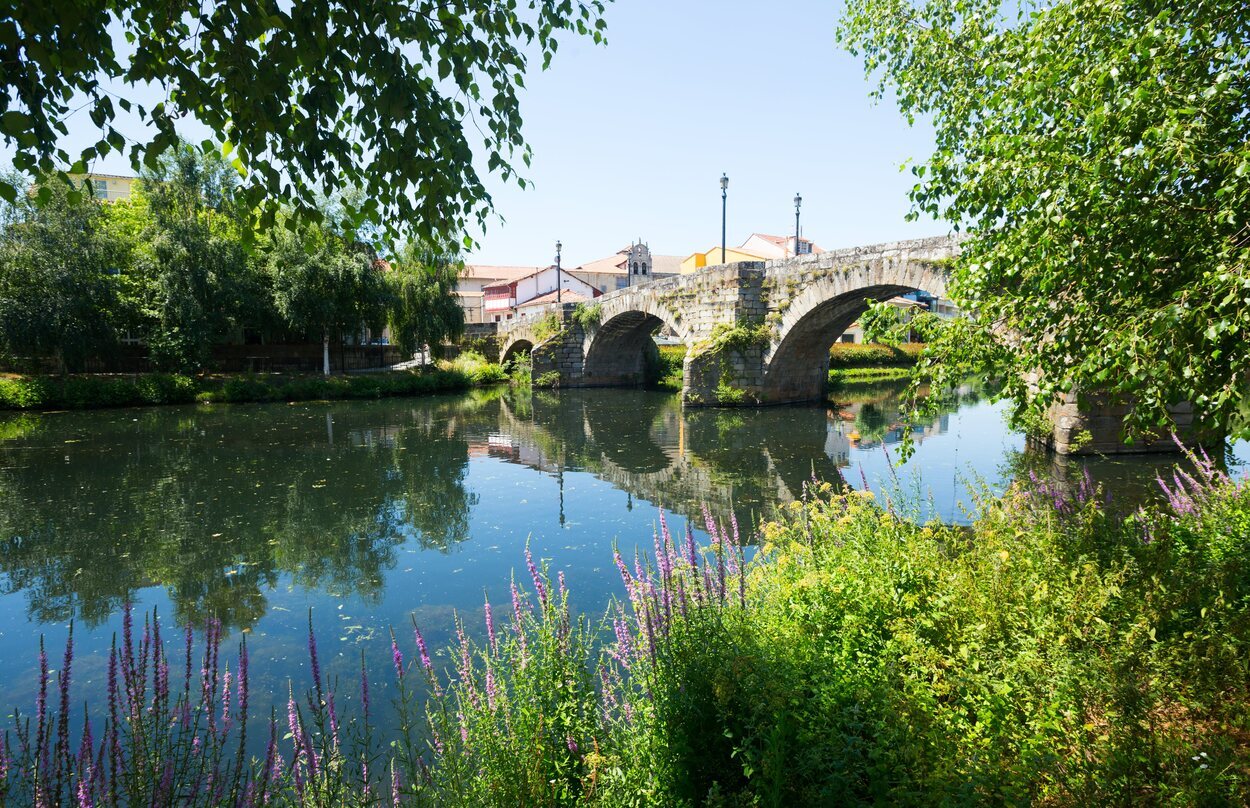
[516,289,598,308]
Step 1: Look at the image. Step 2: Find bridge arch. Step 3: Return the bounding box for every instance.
[580,296,688,387]
[500,337,534,367]
[761,257,948,404]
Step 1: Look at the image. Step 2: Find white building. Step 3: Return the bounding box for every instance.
[481,266,601,322]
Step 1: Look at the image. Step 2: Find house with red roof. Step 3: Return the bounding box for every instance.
[481,266,601,323]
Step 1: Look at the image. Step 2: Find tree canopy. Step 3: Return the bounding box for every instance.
[0,149,464,372]
[387,242,466,358]
[0,0,608,242]
[839,0,1250,442]
[0,174,122,370]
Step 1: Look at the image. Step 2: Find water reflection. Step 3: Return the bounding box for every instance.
[0,382,1239,634]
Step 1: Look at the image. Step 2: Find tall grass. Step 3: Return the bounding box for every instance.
[4,448,1250,804]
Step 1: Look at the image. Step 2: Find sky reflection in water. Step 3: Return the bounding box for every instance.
[0,383,1242,730]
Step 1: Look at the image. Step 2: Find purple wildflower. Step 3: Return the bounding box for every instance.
[57,623,74,778]
[526,542,548,609]
[390,630,405,680]
[327,693,340,747]
[360,652,371,721]
[511,581,529,667]
[221,664,232,730]
[412,620,432,672]
[484,594,497,656]
[307,614,323,704]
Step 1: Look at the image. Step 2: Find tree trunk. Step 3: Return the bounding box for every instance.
[322,332,331,376]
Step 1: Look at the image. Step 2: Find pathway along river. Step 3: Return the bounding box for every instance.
[0,382,1244,735]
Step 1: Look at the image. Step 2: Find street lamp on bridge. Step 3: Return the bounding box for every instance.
[720,173,729,264]
[794,192,802,258]
[555,239,562,304]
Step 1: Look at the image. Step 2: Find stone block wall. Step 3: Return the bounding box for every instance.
[1031,391,1217,455]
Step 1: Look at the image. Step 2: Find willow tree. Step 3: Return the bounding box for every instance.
[0,0,608,242]
[839,0,1250,442]
[388,242,466,360]
[267,219,389,374]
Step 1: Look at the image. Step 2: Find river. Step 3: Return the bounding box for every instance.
[0,382,1243,728]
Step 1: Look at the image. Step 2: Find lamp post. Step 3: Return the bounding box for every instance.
[794,192,802,257]
[720,173,729,264]
[555,239,562,304]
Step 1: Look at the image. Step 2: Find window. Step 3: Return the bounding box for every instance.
[641,263,648,275]
[615,277,628,290]
[494,315,501,323]
[841,334,855,343]
[631,262,638,274]
[92,179,108,200]
[600,284,607,292]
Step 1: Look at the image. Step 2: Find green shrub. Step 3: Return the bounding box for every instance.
[828,341,926,367]
[572,302,602,329]
[650,344,685,391]
[0,374,198,409]
[535,370,561,389]
[440,351,508,386]
[219,376,278,403]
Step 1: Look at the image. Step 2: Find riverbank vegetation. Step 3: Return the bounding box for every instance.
[0,360,510,411]
[6,450,1249,804]
[839,0,1250,445]
[0,151,466,375]
[652,344,686,391]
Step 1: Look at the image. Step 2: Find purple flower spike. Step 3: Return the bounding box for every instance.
[511,581,530,667]
[307,614,323,703]
[412,620,433,672]
[526,542,548,609]
[360,652,371,721]
[484,594,497,656]
[390,630,405,680]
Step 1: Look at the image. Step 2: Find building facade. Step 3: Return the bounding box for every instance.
[680,232,824,273]
[482,266,601,322]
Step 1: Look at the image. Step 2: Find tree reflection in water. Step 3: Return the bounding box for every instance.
[0,394,485,629]
[0,377,1200,635]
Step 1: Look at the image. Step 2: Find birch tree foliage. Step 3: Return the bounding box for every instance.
[0,0,608,243]
[839,0,1250,443]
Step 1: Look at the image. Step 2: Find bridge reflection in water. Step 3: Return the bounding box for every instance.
[471,385,958,527]
[0,385,955,632]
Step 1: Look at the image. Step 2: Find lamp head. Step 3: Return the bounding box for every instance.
[720,173,729,191]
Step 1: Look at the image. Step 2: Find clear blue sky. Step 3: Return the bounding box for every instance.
[2,0,948,267]
[467,0,948,266]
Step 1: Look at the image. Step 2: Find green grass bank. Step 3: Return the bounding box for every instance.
[0,352,508,411]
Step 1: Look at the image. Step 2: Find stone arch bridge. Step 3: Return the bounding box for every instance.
[498,236,953,406]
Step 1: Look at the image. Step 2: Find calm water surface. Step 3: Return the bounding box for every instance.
[0,383,1243,728]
